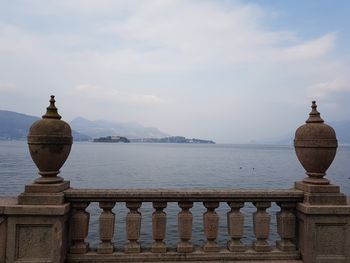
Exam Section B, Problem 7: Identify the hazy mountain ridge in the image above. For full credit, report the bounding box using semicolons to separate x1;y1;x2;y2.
70;117;169;139
257;121;350;145
0;110;39;139
0;110;90;141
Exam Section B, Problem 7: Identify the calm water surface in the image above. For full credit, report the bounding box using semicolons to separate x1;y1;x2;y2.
1;141;349;248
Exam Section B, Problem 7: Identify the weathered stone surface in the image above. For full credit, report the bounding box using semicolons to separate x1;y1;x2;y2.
152;202;167;253
18;192;66;205
70;202;90;254
203;202;219;252
295;181;340;193
66;248;302;262
253;202;271;252
125;202;142;253
5;204;69;263
227;202;245;252
294;101;337;185
27;96;72;185
97;202;115;254
276;202;296;251
296;203;350;263
25;181;70;193
177;201;194;253
64;189;304;202
0;215;7;263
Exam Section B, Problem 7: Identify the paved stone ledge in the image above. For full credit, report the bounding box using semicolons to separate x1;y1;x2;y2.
65;188;304;202
67;248;301;263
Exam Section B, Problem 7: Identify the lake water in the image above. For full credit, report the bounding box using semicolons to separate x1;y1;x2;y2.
1;141;349;249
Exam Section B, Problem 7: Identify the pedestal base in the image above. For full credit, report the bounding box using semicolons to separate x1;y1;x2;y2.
177;241;193;253
295;181;347;205
203;241;220;252
253;240;271;252
125;242;141;253
18;181;70;205
227;240;246;252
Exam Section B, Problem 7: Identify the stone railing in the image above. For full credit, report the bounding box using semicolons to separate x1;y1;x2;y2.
65;189;303;262
0;97;350;263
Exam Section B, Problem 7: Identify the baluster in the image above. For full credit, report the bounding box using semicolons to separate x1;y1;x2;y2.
203;201;220;252
227;202;245;252
276;202;296;251
125;202;142;253
177;201;194;253
151;201;167;253
97;201;116;254
70;202;90;254
253;201;271;252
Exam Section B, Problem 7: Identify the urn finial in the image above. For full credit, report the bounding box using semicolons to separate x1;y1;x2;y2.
42;95;62;119
306;101;324;123
294;101;337;185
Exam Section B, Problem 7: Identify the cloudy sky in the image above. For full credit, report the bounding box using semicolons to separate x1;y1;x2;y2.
0;0;349;143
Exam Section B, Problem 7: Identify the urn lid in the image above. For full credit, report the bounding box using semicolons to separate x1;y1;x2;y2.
42;95;62;119
306;101;324;123
28;95;72;137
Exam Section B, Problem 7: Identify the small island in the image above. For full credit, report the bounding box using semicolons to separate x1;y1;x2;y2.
93;135;215;144
93;136;130;143
129;136;215;144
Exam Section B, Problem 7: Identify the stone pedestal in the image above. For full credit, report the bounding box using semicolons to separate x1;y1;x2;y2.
296;202;350;263
295;182;350;263
3;202;70;263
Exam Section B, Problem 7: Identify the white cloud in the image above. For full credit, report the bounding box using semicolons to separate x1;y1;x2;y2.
278;33;336;61
308;74;350;98
0;0;348;141
72;84;163;106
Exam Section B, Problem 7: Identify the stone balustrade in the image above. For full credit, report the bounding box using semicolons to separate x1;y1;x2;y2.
64;189;303;262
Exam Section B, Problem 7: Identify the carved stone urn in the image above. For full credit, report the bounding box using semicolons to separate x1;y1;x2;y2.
27;95;73;184
294;101;337;185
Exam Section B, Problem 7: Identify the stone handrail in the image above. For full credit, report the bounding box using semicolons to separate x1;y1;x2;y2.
64;188;304;202
64;188;303;262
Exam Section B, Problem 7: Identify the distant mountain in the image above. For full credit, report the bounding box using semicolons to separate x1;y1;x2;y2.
0;110;91;141
257;120;350;145
0;110;39;140
70;117;169;139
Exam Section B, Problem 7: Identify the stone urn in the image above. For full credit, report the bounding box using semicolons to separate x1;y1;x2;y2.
27;95;73;184
294;101;337;185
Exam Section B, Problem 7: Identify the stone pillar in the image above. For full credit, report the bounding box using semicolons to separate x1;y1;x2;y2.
227;201;245;252
70;202;90;254
97;201;116;254
125;202;142;253
177;201;194;253
151;202;167;253
4;96;73;263
294;101;350;263
203;201;220;252
253;201;271;252
276;202;296;251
